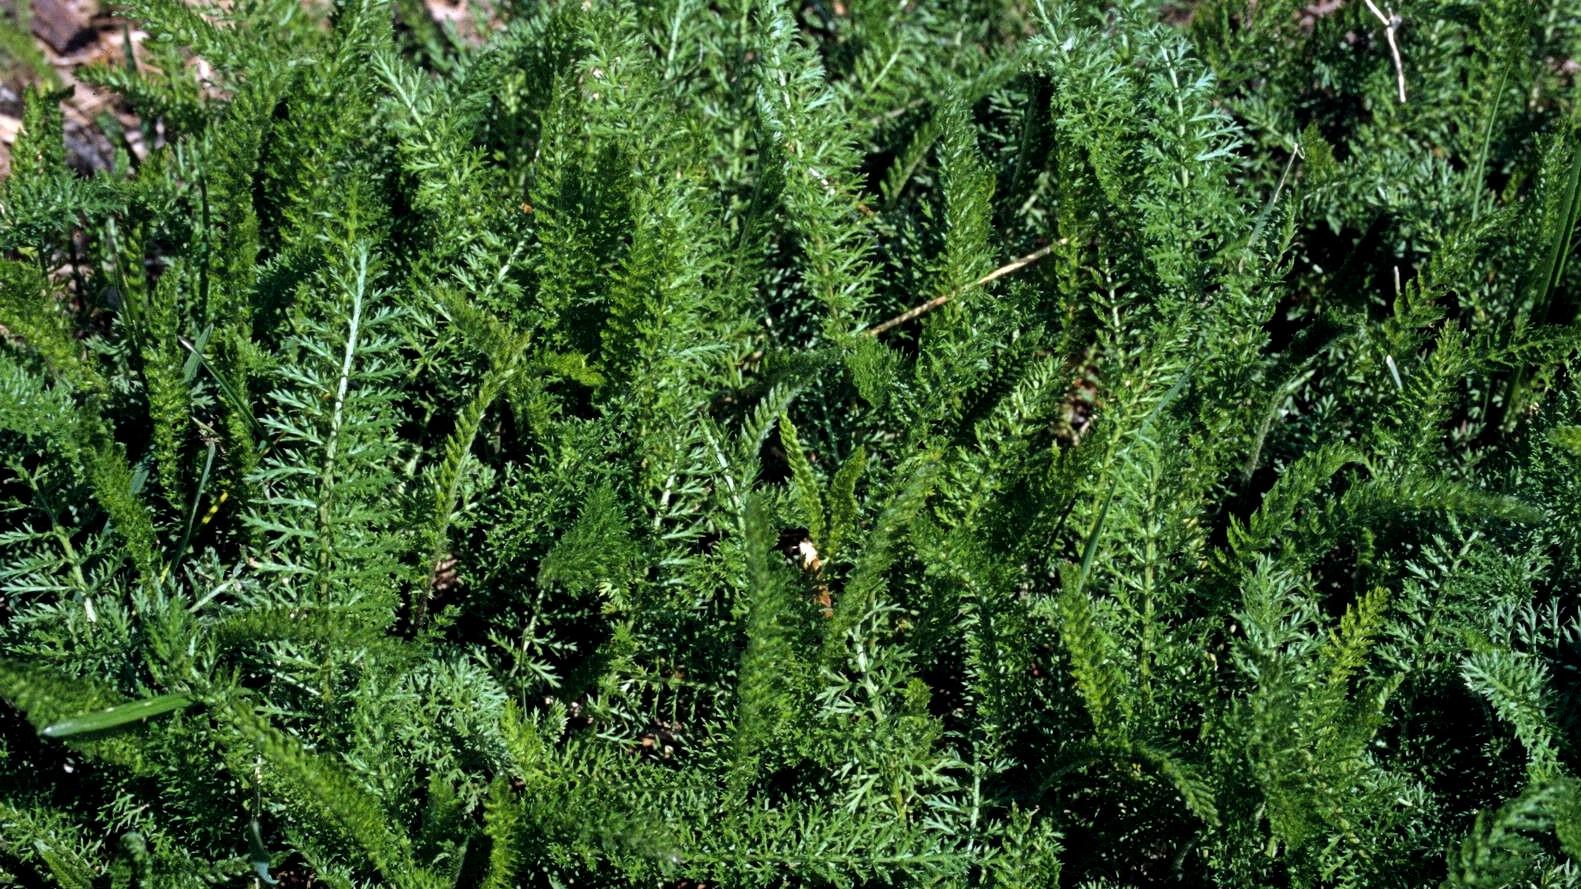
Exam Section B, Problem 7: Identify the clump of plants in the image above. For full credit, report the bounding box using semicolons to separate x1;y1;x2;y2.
2;0;1580;885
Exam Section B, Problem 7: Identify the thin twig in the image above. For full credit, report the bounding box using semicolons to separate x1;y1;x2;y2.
865;241;1061;336
1362;0;1406;103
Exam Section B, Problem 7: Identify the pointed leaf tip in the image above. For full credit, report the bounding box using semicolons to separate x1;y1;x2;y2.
41;693;194;738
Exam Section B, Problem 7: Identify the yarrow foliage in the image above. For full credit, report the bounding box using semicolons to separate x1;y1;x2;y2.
1;0;1580;886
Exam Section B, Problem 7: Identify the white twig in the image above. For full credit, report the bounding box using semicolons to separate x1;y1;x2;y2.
1362;0;1406;103
865;240;1064;336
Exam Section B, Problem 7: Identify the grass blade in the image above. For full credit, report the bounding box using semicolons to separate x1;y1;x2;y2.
42;694;194;738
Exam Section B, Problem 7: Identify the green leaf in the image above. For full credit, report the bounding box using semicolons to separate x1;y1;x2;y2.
778;414;825;545
41;694;194;738
247;816;279;886
825;444;867;563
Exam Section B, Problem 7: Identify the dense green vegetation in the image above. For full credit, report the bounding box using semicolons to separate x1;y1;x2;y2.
2;0;1581;885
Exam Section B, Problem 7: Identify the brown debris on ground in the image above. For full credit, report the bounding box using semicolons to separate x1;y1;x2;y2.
29;0;95;53
1;0;150;177
420;0;493;49
0;0;492;179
